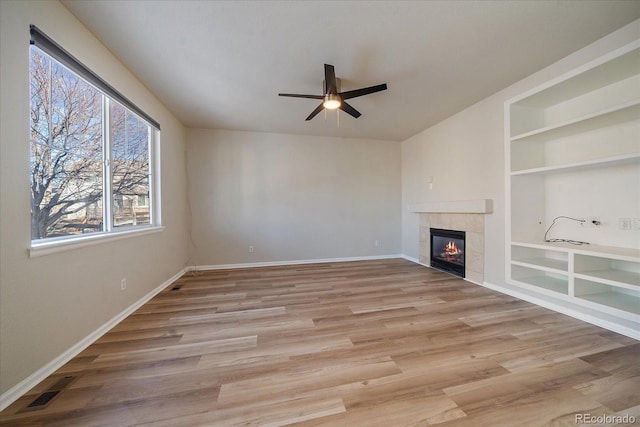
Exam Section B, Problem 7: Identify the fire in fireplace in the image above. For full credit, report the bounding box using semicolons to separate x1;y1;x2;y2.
430;228;465;278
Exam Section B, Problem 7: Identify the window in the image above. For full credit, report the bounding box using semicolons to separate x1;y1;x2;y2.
29;26;160;243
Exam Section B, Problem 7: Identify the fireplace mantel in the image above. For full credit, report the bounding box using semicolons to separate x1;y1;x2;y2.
409;199;492;214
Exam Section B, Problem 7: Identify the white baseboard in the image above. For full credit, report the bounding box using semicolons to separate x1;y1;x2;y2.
187;254;405;271
479;280;640;341
399;254;420;264
0;269;186;412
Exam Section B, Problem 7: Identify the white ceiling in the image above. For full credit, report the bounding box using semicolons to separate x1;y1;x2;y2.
62;1;640;141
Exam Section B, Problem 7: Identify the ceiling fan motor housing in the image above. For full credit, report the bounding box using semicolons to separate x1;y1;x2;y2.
323;78;341;93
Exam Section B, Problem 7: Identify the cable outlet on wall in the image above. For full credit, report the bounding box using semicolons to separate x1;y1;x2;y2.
120;278;127;290
619;218;632;231
249;245;254;253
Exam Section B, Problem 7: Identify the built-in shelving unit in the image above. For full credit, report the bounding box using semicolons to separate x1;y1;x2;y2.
505;40;640;339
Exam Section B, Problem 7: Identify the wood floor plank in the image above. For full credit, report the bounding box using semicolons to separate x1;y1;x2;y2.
216;355;401;408
1;259;637;426
574;375;640;412
295;393;465;427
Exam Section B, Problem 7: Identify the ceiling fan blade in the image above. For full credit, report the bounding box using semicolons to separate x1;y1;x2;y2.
339;101;361;119
340;83;387;100
324;64;337;94
279;93;324;99
305;103;325;121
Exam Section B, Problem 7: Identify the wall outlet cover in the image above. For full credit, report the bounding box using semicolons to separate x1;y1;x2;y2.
619;218;632;230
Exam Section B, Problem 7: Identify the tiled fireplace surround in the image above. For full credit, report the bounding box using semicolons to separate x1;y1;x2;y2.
412;200;492;284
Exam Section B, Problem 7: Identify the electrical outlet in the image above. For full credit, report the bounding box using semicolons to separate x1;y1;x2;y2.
619;218;631;230
581;217;601;227
249;245;254;253
634;218;640;231
120;278;127;290
375;240;379;247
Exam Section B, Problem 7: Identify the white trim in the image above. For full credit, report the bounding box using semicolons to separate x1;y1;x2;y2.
0;268;185;412
151;129;162;227
479;281;640;341
104;97;113;233
187;254;404;271
29;226;165;258
399;254;419;264
463;277;483;286
408;199;493;214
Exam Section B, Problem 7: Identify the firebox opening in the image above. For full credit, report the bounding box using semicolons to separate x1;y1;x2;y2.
430;228;465;278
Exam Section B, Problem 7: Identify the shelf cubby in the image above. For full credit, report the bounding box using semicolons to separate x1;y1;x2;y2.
510;101;640;173
511;265;569;296
510;153;640;176
574;255;640;289
574;278;640;320
510;100;640;143
511;245;568;272
509;45;640;136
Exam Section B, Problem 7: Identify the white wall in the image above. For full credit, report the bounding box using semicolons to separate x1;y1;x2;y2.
187;129;401;265
544;165;640;249
401;20;640;286
0;1;190;396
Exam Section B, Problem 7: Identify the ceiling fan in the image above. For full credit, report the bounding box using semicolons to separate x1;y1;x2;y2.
279;64;387;121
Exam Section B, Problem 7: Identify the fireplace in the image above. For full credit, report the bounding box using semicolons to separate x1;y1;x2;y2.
430;228;465;278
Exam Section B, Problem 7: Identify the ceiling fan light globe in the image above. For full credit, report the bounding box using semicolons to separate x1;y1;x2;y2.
323;99;341;110
323;94;341;109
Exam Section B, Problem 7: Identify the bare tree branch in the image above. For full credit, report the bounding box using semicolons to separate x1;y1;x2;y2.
30;48;150;239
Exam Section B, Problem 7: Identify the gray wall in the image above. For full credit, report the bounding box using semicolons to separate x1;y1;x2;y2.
0;1;190;395
186;129;401;265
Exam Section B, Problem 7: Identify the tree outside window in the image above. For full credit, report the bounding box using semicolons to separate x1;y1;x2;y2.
29;46;153;240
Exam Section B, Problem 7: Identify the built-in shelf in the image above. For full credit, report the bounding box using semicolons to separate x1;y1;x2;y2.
506;40;640;339
575;276;640;321
511;241;640;260
512;259;567;273
511;244;569;272
574;253;640;289
510;100;640;143
510;153;640;176
575;271;639;291
509;42;640;136
512;45;639;108
576;292;640;318
511;276;569;296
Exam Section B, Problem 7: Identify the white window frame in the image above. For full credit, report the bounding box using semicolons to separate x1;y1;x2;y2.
29;27;163;257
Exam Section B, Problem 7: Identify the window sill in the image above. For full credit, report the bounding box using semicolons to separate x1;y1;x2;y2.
29;226;165;258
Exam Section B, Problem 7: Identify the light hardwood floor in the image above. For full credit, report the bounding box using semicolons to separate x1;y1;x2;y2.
1;259;638;426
